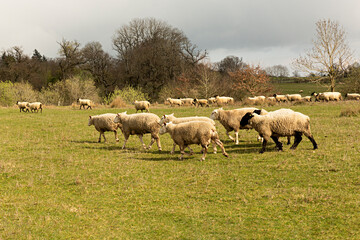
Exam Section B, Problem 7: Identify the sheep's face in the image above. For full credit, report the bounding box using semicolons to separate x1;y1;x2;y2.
88;116;93;126
210;109;219;120
159;122;168;135
114;112;126;124
159;115;169;125
240;112;254;127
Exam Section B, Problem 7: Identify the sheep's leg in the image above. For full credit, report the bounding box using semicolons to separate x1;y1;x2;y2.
179;145;186;160
286;136;291;145
122;135;129;149
102;132;107;143
304;132;318;150
259;138;269;153
212;140;217;154
235;131;239;144
137;135;147;149
271;136;283;151
114;130;119;142
290;132;302;150
170;143;176;154
226;131;235;142
214;139;229;157
98;132;102;142
200;145;208;161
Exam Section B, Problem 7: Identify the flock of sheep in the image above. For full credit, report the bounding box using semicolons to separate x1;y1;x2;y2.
88;106;318;161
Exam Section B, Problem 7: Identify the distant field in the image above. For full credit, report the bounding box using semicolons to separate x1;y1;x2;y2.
273;82;330;95
1;101;360;239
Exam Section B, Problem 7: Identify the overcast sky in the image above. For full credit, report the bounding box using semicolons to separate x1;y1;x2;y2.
2;0;360;72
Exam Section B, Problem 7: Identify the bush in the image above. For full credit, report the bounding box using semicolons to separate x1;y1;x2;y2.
0;81;15;106
109;96;127;108
104;86;149;105
12;82;38;102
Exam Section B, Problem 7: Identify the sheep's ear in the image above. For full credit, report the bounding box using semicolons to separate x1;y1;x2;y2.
89;116;92;119
253;109;261;115
170;113;174;116
124;111;127;114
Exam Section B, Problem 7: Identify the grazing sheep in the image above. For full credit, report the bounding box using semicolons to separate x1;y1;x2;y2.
312;92;342;101
114;112;162;151
273;94;288;102
210;107;266;144
286;94;302;102
88;113;120;143
180;98;194;106
134;100;150;112
193;98;209;107
166;98;182;107
159;121;229;161
16;101;29;112
26;102;42;113
302;96;312;102
345;93;360;100
246;96;266;105
77;98;92;109
240;109;318;153
215;96;234;106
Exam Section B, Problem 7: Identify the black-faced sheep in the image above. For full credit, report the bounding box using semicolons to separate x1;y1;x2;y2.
26;102;42;113
16;101;29;112
134;100;150;112
88;113;121;143
240;109;318;153
311;92;342;101
114;112;162;151
160;121;229;161
210;107;266;144
193;98;209;107
77;98;92;109
273;94;288;102
345;93;360;100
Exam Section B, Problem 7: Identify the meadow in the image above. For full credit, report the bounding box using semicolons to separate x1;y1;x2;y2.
1;100;360;239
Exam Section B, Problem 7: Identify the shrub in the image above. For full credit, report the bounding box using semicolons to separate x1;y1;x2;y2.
109;96;127;108
0;81;15;106
12;82;38;102
104;86;149;105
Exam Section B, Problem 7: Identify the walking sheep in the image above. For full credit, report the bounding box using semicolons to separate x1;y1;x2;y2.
114;112;162;151
166;98;182;107
134;100;150;112
210;107;266;144
160;121;229;161
273;94;288;102
240;109;318;153
311;92;342;101
16;101;29;112
286;94;302;102
26;102;42;113
77;98;92;109
193;98;209;107
215;96;234;106
88;113;121;143
345;93;360;100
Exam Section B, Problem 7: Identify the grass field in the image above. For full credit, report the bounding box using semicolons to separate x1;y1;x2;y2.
1;101;360;239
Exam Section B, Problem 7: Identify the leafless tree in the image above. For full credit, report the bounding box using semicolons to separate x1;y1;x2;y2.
265;65;289;77
293;19;353;91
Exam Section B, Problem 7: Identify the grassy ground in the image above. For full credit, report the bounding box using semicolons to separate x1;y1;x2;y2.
273;82;329;95
1;101;360;239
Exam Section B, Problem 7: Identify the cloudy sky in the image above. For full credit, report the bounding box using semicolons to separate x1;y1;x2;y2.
2;0;360;72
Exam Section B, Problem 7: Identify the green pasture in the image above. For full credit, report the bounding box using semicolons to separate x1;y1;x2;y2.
273;82;329;95
1;101;360;239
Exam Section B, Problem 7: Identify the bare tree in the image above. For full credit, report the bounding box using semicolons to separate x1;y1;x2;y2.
293;19;353;91
216;56;247;73
265;65;289;77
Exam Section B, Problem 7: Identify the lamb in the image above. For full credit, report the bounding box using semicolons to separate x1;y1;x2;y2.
16;101;29;112
114;112;162;151
215;95;234;106
312;92;342;101
193;98;209;107
273;94;288;102
159;121;229;161
286;94;302;102
166;98;182;107
134;100;150;112
88;113;120;143
77;98;92;109
210;107;267;144
26;102;42;113
240;109;318;153
345;93;360;100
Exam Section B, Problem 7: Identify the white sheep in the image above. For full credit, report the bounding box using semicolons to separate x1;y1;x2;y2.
88;113;120;143
286;94;302;102
345;93;360;100
210;107;266;144
159;113;216;154
247;96;266;105
240;109;318;153
312;92;342;101
166;98;182;107
180;98;194;106
215;96;234;106
77;98;92;109
134;100;150;112
159;121;229;161
16;101;30;112
266;96;277;103
26;102;42;113
114;112;162;151
273;94;288;102
208;97;216;104
193;98;209;107
302;96;312;102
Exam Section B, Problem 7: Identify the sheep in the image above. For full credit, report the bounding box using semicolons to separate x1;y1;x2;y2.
246;96;266;105
208;97;217;104
114;112;162;151
193;98;209;107
215;95;234;106
134;100;150;112
166;98;182;107
345;93;360;100
273;94;288;102
77;98;92;109
266;96;277;103
159;113;216;154
302;96;312;102
286;94;302;102
311;92;342;101
180;98;194;106
240;109;318;153
16;101;29;112
159;121;229;161
210;107;267;144
26;102;42;113
88;113;120;143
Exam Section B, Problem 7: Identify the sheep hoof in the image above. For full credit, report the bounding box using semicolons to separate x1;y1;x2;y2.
213;151;217;154
200;157;205;161
170;151;174;155
223;153;229;157
116;139;119;142
259;150;265;154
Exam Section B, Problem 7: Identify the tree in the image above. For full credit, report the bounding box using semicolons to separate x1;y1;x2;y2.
57;39;85;79
293;19;353;91
216;56;247;73
265;65;289;77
